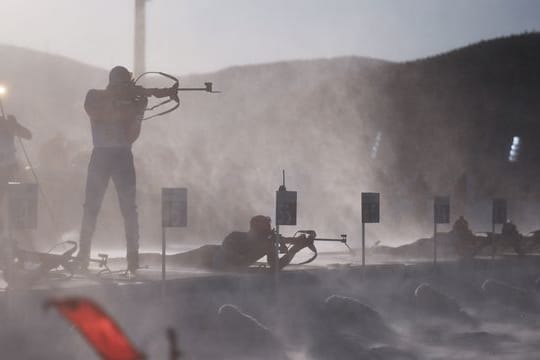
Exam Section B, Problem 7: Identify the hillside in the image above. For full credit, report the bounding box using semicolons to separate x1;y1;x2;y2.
1;33;539;250
380;33;540;197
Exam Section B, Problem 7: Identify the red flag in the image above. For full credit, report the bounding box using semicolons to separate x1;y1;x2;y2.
46;298;144;360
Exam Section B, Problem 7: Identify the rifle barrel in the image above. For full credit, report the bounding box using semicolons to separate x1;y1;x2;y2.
176;87;209;91
315;238;346;243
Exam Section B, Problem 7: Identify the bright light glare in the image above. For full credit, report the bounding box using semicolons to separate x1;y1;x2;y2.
508;135;521;162
0;86;6;96
371;131;382;159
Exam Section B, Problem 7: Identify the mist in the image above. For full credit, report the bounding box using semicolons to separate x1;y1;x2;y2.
2;27;540;359
1;46;390;252
5;34;540;255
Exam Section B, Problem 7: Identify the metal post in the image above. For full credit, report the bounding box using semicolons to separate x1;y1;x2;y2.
274;224;280;277
5;207;14;308
491;222;496;260
1;99;10;287
6;198;13;285
433;222;437;265
274;170;286;280
134;0;146;77
0;98;6;117
161;225;166;296
361;222;366;266
0;96;5;266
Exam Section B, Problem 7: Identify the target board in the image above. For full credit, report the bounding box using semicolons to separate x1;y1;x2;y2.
276;190;297;226
162;188;187;227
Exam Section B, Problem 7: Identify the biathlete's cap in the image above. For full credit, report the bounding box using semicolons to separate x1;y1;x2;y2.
109;66;132;84
250;215;271;230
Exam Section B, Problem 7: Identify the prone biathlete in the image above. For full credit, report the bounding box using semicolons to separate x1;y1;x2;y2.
138;215;313;271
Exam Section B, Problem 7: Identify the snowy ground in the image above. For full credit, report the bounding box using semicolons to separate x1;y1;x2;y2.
2;255;540;359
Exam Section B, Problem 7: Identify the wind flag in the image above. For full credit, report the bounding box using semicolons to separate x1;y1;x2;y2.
46;298;144;360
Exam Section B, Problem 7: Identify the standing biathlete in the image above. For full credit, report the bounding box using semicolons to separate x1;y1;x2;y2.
77;66;173;272
0;115;32;233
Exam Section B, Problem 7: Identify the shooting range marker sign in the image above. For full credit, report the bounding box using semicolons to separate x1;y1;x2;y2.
162;188;187;227
276;190;297;226
434;196;450;224
8;182;38;229
361;192;380;223
492;198;507;225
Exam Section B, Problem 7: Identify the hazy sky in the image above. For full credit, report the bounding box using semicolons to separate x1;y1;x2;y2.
1;0;539;75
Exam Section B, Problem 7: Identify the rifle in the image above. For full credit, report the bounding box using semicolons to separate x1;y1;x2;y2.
4;241;111;286
275;230;353;265
132;71;219;121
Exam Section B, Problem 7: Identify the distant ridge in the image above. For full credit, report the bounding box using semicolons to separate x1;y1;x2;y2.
407;32;540;64
381;32;540;197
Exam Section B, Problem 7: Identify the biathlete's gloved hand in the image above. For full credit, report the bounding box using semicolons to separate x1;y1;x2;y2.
168;83;179;102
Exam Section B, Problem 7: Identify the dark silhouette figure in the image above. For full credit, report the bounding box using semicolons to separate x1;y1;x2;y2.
501;221;524;256
0;114;32;232
159;215;311;270
77;66;172;272
452;216;473;238
451;215;482;258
